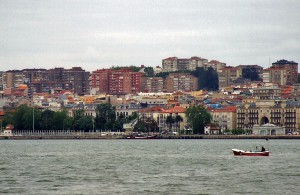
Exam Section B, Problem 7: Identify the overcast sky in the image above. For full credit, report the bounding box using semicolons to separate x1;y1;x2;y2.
1;0;300;72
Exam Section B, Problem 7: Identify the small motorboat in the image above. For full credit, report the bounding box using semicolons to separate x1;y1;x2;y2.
232;149;270;156
126;134;158;139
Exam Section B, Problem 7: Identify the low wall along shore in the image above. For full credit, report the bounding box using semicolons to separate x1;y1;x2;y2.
1;134;300;140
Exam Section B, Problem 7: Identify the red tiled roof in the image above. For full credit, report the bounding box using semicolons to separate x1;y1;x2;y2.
163;106;186;113
139;106;164;113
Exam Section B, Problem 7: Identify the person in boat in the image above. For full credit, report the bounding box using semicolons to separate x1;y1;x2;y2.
261;146;266;152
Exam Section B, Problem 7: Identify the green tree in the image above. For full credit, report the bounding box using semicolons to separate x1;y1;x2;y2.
185;105;212;134
146;119;159;133
40;109;55;130
111;66;141;72
242;67;260;81
95;104;116;130
72;109;85;130
174;115;183;133
166;115;175;132
134;120;146;132
73;116;93;131
231;128;245;135
22;107;41;130
144;67;155;77
155;72;170;79
52;110;72;130
192;67;219;91
12;105;28;130
205;67;219;90
2;109;15;128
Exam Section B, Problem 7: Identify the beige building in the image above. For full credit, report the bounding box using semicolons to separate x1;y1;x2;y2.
263;59;298;85
252;87;281;100
237;99;300;134
189;56;208;70
5;70;23;88
208;106;237;131
162;57;178;72
142;77;164;92
207;60;226;72
218;67;239;88
162;56;223;72
165;73;198;92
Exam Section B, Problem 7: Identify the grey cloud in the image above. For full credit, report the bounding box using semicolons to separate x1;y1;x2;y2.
0;0;300;71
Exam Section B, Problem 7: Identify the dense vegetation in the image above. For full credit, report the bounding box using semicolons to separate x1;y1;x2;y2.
2;104;138;132
192;67;219;91
242;67;260;81
185;105;212;134
110;65;141;72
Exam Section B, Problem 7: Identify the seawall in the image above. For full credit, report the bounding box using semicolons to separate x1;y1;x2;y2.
1;135;300;140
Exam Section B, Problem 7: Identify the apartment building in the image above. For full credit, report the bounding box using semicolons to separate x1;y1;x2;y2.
165;73;198;92
162;57;178;72
141;77;164;92
162;56;219;72
90;68;144;95
263;59;298;85
206;60;226;72
4;70;23;88
272;59;298;85
30;67;89;95
0;71;4;91
252;87;281;100
218;67;239;88
189;56;208;71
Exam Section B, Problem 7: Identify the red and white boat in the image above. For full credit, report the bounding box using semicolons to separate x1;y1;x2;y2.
232;149;270;156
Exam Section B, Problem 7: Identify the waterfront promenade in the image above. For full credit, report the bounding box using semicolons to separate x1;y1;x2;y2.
1;133;300;140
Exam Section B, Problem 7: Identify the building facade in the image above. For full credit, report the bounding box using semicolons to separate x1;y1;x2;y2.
218;67;239;88
209;106;237;131
165;73;198;92
237;99;300;134
263;59;298;85
142;77;164;92
162;56;224;72
89;68;144;95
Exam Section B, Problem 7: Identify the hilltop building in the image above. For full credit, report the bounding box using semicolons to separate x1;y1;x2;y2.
263;59;298;85
90;68;144;95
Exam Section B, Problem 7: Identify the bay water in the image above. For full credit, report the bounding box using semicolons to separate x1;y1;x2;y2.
0;139;299;194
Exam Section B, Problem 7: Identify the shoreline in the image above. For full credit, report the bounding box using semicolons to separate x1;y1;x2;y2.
1;135;300;140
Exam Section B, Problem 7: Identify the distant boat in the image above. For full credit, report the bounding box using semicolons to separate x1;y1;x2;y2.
126;134;158;139
232;149;269;156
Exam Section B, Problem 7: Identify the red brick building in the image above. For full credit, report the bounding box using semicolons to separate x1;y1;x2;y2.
90;68;144;95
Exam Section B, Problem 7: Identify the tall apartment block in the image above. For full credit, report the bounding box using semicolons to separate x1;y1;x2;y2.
206;60;226;72
142;77;164;92
162;57;178;72
162;56;225;72
165;73;198;92
4;70;23;88
0;71;4;91
90;68;144;95
263;59;298;85
218;66;239;88
30;67;89;95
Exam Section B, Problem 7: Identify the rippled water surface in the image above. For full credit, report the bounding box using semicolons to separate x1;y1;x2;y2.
0;139;300;194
